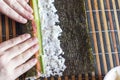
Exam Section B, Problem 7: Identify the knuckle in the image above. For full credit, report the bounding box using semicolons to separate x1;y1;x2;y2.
16;54;28;65
9;0;16;8
19;54;25;62
6;7;12;17
11;45;22;52
9;39;16;45
17;45;23;50
20;65;26;74
19;7;25;14
24;40;32;46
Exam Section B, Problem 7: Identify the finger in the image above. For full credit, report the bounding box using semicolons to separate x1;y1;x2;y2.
17;0;33;13
5;37;38;61
4;0;33;20
0;1;27;23
9;44;39;69
0;34;31;54
14;58;37;79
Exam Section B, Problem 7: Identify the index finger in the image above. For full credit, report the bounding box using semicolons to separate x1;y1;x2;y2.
0;1;27;23
0;34;31;53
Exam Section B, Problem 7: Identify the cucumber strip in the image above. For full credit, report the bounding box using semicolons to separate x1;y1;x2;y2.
32;0;45;73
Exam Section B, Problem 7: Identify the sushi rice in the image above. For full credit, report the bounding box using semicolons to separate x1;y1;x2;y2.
26;0;66;79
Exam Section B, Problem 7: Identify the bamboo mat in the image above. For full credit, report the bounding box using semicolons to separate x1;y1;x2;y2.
85;0;120;80
0;14;16;41
0;0;120;80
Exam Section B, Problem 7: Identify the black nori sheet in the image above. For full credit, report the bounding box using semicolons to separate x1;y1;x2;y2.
19;0;94;78
54;0;94;75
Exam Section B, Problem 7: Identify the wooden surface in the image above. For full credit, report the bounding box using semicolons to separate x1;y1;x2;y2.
0;0;120;80
86;0;120;80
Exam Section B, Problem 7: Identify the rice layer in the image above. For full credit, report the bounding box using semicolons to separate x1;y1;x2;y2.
38;0;66;77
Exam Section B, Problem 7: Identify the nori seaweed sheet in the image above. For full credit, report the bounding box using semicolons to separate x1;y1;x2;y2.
19;0;94;78
54;0;94;75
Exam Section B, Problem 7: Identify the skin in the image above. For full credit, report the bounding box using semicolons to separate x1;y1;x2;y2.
0;34;39;80
0;0;33;24
0;0;39;80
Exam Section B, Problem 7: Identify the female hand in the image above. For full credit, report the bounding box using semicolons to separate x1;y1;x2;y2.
104;66;120;80
0;34;39;80
0;0;33;24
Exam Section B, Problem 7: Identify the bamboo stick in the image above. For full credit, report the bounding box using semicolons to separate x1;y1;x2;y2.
12;20;16;37
94;0;108;74
85;74;89;80
118;0;120;49
78;74;82;80
58;77;61;80
5;16;9;40
106;0;119;65
112;0;120;46
118;0;120;9
99;0;114;68
51;77;54;80
88;0;102;80
92;72;96;80
65;76;68;80
72;75;75;80
0;14;2;42
44;78;48;80
12;21;17;80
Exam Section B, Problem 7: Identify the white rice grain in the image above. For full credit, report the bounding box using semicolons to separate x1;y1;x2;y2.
39;0;66;78
26;0;66;79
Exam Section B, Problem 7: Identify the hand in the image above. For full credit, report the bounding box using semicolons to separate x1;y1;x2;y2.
0;34;39;80
104;66;120;80
0;0;33;24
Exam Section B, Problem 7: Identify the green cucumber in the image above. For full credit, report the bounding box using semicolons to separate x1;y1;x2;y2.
32;0;45;73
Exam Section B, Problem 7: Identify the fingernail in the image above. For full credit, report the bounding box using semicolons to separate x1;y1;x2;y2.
28;15;34;20
24;33;31;38
21;18;27;23
26;5;33;13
